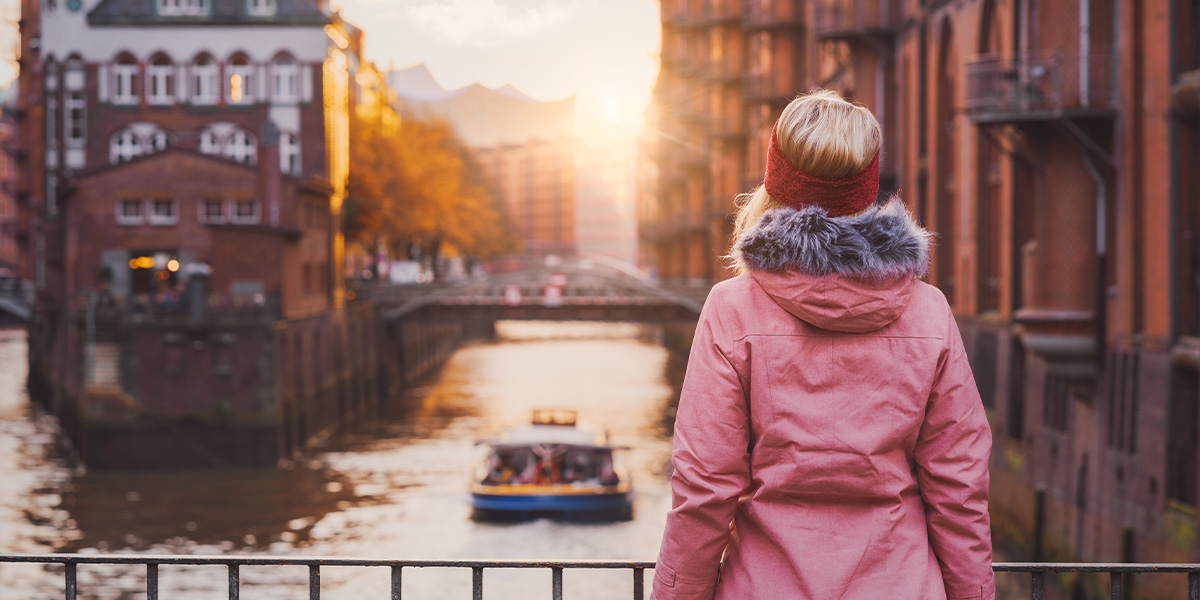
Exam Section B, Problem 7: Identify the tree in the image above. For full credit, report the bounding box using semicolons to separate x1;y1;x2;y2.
346;111;518;276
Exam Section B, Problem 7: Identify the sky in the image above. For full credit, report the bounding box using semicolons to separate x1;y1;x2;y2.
334;0;662;136
0;0;663;134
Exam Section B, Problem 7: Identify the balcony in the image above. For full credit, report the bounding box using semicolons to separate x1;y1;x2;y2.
812;0;904;41
708;113;746;139
966;50;1117;124
702;0;741;25
744;0;803;30
744;72;798;103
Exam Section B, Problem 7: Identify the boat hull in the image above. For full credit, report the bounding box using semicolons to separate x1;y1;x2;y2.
471;490;633;521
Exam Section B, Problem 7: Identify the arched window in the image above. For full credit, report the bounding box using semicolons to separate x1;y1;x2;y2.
191;54;218;104
146;53;175;105
65;56;86;91
280;131;301;174
199;129;220;154
45;57;59;92
112;53;139;105
224;129;257;164
109;123;171;164
271;55;299;102
227;53;255;104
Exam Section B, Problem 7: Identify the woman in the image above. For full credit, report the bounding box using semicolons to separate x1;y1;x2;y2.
652;90;995;600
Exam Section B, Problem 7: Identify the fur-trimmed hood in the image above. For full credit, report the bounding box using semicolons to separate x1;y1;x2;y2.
731;199;934;333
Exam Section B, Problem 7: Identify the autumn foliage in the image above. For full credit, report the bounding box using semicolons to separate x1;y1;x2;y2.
345;112;518;265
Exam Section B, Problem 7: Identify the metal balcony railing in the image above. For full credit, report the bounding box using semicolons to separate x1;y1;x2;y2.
744;72;798;102
3;554;1200;600
812;0;904;39
966;49;1117;122
744;0;803;29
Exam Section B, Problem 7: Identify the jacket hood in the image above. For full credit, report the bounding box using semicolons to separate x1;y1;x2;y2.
731;199;932;333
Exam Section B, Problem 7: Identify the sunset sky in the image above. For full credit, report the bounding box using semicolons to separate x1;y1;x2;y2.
0;0;663;134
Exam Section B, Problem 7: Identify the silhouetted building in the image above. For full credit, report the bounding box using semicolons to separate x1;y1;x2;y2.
390;64;577;255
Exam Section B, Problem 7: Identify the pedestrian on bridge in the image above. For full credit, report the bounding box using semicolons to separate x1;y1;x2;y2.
653;89;995;600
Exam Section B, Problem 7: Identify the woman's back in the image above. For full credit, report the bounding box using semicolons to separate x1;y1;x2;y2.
652;90;994;600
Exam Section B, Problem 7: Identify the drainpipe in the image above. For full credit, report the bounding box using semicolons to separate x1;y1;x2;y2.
1079;0;1090;107
1083;153;1107;363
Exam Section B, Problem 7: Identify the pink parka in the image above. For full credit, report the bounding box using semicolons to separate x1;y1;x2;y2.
653;200;995;600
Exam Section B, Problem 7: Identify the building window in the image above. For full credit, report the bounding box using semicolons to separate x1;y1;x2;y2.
158;0;209;16
64;57;85;91
227;54;254;104
224;129;257;164
1167;366;1199;505
247;0;276;16
191;55;218;104
45;58;59;92
116;199;144;225
109;124;169;164
64;92;86;147
149;199;178;226
113;54;140;105
199;129;220;154
146;54;175;105
1042;374;1070;432
280;131;301;174
232;200;260;224
201;199;226;223
271;55;298;101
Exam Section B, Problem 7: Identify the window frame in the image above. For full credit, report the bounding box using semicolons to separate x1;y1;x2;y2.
271;56;299;102
64;92;86;148
200;199;227;223
146;55;176;105
232;199;261;225
227;55;255;105
191;56;219;105
112;56;140;105
148;198;178;226
115;199;145;226
247;0;277;17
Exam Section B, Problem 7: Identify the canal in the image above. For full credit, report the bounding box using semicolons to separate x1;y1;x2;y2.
0;323;682;599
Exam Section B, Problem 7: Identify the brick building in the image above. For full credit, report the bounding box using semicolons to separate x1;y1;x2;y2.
644;0;1200;592
14;0;384;466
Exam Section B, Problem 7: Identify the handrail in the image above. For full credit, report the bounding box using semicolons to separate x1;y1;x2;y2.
2;554;1200;600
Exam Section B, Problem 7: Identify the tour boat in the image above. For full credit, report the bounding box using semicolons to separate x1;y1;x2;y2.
471;410;633;521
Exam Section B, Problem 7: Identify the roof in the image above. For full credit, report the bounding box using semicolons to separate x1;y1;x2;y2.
495;424;608;448
88;0;329;26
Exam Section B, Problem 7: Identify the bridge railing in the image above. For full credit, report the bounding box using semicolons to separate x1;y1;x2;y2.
2;554;1200;600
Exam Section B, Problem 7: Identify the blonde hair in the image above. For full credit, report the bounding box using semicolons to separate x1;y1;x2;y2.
730;89;882;273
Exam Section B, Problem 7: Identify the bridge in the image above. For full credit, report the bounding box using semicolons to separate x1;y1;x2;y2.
362;255;709;324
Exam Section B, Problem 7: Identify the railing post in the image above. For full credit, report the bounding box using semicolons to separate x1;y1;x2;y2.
309;565;320;600
64;562;76;600
1109;571;1121;600
147;563;159;600
1031;571;1043;600
1190;572;1198;600
551;567;563;600
391;565;402;600
473;566;483;600
633;567;645;600
228;564;240;600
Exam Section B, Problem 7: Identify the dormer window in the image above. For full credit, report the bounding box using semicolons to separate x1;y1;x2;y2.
248;0;276;17
158;0;209;16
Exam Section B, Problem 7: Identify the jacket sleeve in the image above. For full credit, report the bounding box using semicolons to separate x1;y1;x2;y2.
653;297;751;600
914;309;996;600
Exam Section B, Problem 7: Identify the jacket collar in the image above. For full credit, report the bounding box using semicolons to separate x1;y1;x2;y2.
731;198;931;281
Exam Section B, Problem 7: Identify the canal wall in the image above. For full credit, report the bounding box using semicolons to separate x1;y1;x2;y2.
25;300;481;468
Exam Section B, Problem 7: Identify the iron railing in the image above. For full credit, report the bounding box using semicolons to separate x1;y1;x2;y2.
3;555;1200;600
965;49;1117;120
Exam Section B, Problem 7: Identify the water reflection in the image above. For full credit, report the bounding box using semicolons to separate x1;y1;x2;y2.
0;322;683;599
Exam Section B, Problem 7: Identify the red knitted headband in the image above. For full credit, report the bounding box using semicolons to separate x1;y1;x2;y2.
764;125;880;217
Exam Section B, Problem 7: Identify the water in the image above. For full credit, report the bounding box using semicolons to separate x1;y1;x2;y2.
0;323;682;599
